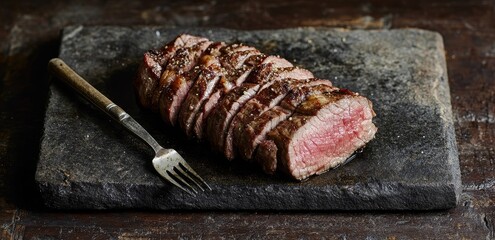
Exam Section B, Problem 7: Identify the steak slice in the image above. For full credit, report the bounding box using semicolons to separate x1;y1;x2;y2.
150;40;212;113
206;56;293;155
159;42;226;126
176;45;258;136
255;88;377;180
235;79;333;161
224;67;314;160
255;139;280;174
219;44;260;70
252;84;341;174
205;84;259;153
177;52;226;136
249;83;335;173
191;48;265;139
243;56;292;84
135;50;165;109
135;34;206;110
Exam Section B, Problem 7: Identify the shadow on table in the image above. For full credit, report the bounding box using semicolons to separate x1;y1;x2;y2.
4;37;61;210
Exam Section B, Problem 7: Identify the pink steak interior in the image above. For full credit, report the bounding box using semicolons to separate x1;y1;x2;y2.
288;98;376;180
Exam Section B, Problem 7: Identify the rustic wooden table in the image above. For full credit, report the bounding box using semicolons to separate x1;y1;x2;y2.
1;1;493;238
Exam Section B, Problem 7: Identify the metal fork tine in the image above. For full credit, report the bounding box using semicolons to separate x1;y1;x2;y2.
179;161;212;191
169;169;198;195
176;165;205;192
161;171;196;196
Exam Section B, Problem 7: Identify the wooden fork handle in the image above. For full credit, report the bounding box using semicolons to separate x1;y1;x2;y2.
47;58;127;121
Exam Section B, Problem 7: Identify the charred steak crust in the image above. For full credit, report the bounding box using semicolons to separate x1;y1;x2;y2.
257;88;377;180
159;42;226;126
228;70;315;160
191;45;264;139
135;50;164;109
136;34;377;180
254;84;338;174
177;50;226;136
221;59;299;159
235;79;333;161
206;56;292;156
151;40;212;114
205;84;259;154
135;34;207;110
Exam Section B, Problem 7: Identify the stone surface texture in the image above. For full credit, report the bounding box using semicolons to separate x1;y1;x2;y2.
35;26;461;210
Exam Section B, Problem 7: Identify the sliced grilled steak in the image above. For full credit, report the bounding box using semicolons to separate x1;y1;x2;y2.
192;48;265;139
206;56;293;155
159;42;226;126
224;67;314;160
235;79;333;161
243;56;292;84
205;84;258;153
256;87;377;180
219;44;260;70
135;51;164;109
177;51;226;136
151;40;212;113
177;45;260;136
251;109;289;173
136;34;377;181
135;34;206;110
250;83;336;173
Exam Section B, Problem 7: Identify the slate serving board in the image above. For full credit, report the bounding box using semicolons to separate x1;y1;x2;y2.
36;26;461;210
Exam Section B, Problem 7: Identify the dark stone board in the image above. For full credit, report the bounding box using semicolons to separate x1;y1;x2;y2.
36;26;461;210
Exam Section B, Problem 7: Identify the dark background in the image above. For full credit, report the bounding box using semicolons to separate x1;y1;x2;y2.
0;0;493;238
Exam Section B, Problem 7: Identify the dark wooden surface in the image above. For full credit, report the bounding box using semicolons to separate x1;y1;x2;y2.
0;0;493;238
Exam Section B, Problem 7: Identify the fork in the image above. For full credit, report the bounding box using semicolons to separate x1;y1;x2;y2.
48;58;211;196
